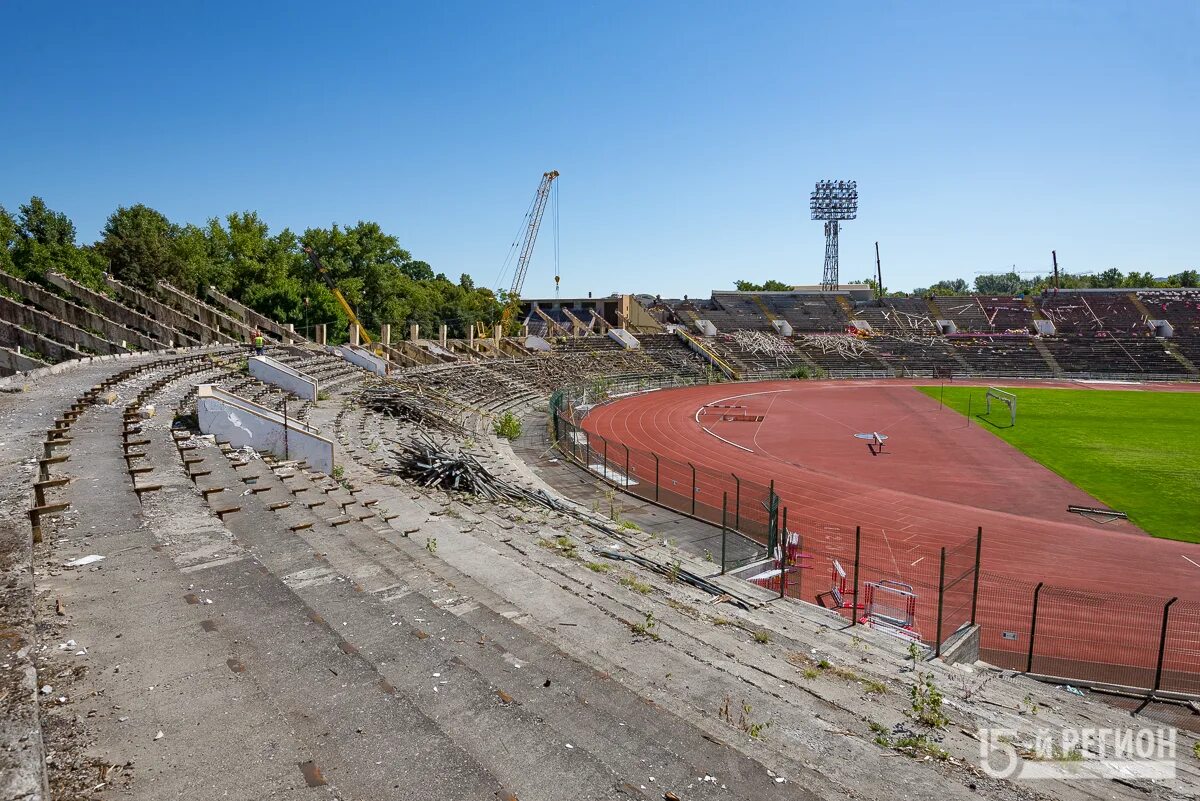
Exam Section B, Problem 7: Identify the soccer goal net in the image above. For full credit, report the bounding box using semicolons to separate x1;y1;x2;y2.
985;387;1016;427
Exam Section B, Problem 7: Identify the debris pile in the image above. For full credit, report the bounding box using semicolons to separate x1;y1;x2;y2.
395;434;567;511
359;386;463;433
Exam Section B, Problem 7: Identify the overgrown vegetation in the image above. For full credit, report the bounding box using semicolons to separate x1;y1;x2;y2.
536;535;578;560
871;671;949;760
0;195;508;344
619;575;653;595
719;697;771;739
785;364;826;380
493;411;522;440
630;611;660;640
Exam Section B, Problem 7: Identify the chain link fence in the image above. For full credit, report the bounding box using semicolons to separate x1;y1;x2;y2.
549;377;1198;697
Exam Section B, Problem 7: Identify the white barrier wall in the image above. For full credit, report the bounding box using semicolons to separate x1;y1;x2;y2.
196;385;335;474
524;335;551;352
335;344;388;375
607;328;641;349
248;355;318;401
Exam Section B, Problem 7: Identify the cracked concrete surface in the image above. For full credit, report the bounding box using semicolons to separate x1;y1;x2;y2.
3;350;1198;801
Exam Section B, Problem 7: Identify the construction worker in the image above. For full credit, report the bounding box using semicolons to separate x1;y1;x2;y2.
253;330;265;356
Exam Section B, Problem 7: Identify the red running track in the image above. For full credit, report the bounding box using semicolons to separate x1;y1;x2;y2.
581;380;1200;601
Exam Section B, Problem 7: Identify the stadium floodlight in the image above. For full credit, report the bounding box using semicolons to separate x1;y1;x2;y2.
810;180;858;291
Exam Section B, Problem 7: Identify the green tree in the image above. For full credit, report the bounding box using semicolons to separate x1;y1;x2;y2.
1090;267;1124;288
927;278;970;295
1166;270;1199;288
7;197;105;290
974;272;1033;296
97;204;181;289
0;205;16;274
734;279;792;291
17;197;76;247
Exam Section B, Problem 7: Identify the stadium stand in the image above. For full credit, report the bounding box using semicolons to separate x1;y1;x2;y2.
948;335;1054;376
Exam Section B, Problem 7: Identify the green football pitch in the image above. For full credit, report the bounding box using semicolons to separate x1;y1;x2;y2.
916;385;1200;543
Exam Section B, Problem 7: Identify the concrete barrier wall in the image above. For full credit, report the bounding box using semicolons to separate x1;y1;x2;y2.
196;384;334;474
0;269;160;351
0;295;127;355
0;319;85;363
335;344;388;375
0;342;230;387
157;281;253;340
102;275;231;344
248;355;318;400
607;328;641;349
43;272;189;346
205;286;301;342
0;345;49;375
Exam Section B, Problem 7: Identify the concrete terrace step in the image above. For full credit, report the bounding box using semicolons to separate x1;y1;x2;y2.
180;426;805;799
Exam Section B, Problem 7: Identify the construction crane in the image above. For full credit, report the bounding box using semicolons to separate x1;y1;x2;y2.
480;170;559;338
303;246;372;346
509;170;559;298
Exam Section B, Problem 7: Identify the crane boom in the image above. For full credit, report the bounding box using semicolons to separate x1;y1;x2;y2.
303;246;373;345
509;170;559;298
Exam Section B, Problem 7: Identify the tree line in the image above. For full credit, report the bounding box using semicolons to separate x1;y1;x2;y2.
736;268;1199;298
0;196;505;342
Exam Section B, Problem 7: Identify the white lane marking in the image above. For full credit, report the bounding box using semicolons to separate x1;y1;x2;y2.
694;388;790;453
910;557;925;567
1183;555;1200;570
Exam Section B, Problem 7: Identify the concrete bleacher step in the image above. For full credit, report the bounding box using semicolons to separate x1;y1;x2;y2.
178;433;788;799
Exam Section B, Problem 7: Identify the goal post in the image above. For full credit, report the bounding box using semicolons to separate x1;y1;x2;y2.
984;387;1016;427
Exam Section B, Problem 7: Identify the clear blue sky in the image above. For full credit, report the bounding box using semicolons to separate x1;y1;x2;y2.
2;1;1196;297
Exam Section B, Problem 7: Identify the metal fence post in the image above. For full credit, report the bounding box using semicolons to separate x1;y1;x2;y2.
796;531;803;600
732;473;741;529
688;462;696;515
1152;597;1179;694
934;547;947;656
652;452;660;502
602;437;609;478
779;507;788;600
851;525;861;626
623;444;630;489
970;526;983;625
720;491;728;575
1026;582;1045;673
767;480;777;553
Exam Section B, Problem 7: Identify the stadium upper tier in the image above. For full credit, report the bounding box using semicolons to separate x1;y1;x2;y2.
3;269;1199;382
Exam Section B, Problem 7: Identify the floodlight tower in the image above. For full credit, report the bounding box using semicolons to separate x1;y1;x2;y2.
810;180;858;291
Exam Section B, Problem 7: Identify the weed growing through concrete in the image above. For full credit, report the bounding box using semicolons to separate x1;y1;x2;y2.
619;575;653;595
630;612;660;641
907;672;948;730
493;412;522;440
719;698;771;740
585;561;610;573
537;535;578;559
872;671;948;760
752;630;770;645
425;537;438;554
665;598;698;619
